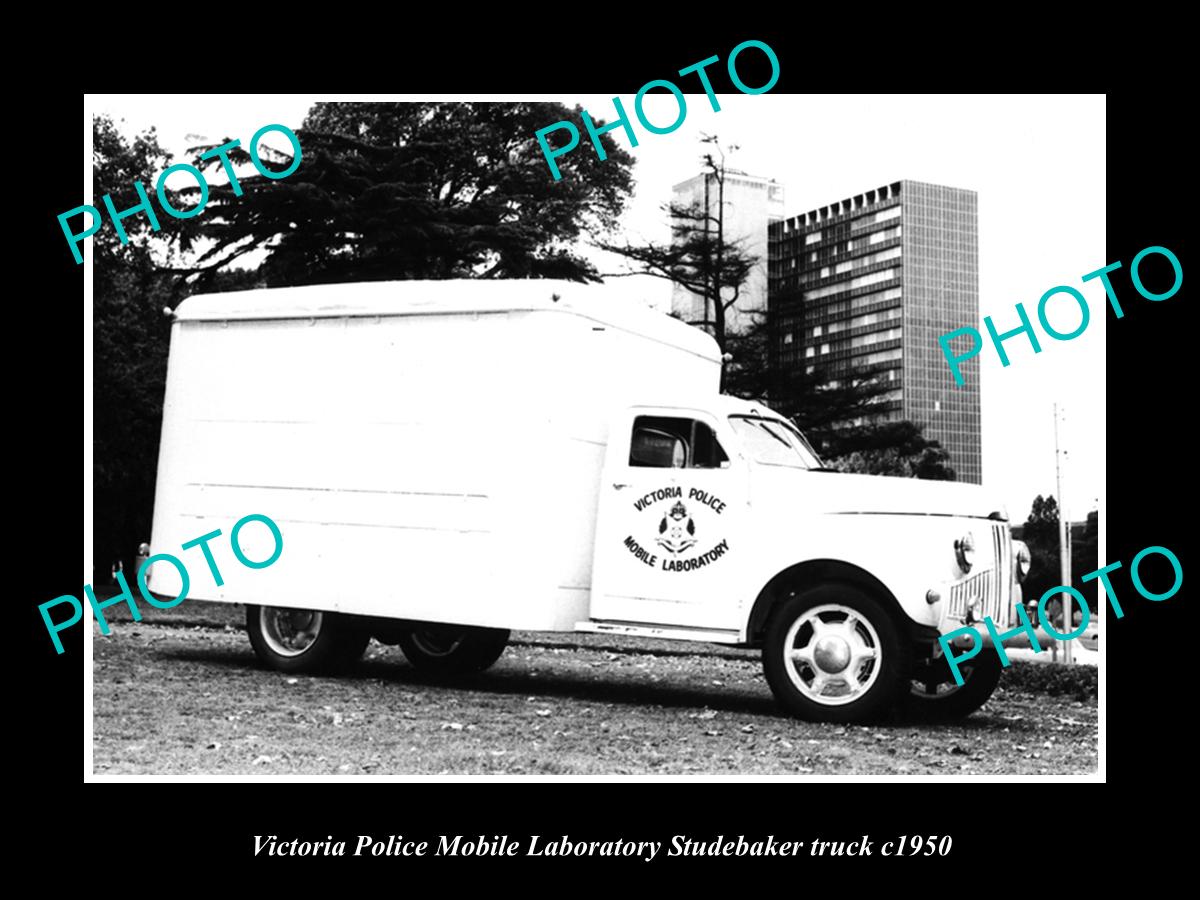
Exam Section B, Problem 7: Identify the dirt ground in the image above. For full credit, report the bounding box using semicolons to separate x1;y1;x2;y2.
91;602;1098;776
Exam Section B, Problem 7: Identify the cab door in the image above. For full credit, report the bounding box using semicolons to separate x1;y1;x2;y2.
589;407;749;632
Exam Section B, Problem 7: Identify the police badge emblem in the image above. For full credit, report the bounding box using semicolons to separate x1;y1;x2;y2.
656;500;697;555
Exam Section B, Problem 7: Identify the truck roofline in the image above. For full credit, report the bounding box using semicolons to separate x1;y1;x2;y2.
171;279;722;364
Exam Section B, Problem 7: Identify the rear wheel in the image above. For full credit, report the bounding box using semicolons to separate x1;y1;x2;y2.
245;605;369;674
905;649;1003;720
763;584;909;723
398;624;509;678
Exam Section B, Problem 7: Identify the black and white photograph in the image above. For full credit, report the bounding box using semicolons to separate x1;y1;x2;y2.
76;89;1117;779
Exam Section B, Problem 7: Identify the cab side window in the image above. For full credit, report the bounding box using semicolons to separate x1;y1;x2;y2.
629;416;729;468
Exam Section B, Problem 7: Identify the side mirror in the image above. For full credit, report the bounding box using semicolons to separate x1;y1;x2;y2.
630;427;687;468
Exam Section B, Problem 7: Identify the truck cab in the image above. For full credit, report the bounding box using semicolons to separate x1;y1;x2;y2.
582;397;1024;721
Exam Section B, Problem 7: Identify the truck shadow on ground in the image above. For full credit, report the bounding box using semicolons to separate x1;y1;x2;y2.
157;644;779;716
158;644;1015;730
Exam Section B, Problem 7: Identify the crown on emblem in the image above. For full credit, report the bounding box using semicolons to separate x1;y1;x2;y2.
669;501;688;518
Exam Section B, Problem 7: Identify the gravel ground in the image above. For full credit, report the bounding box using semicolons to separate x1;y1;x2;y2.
90;601;1098;776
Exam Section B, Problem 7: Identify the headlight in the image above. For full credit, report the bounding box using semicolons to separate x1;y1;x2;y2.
1013;539;1032;582
954;533;976;573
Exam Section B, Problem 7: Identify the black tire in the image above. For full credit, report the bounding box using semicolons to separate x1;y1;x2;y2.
398;623;509;678
762;584;910;723
245;604;370;674
904;649;1003;721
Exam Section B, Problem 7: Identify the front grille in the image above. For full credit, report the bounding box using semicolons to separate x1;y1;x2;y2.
992;521;1013;628
947;523;1013;626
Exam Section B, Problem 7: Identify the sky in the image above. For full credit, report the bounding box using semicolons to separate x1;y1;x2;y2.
89;94;1106;523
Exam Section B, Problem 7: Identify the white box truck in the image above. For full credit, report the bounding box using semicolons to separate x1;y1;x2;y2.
147;279;1028;722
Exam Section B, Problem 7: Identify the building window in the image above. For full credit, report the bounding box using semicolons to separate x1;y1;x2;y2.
869;225;902;245
805;346;814;358
813;325;823;337
805;231;822;245
820;266;831;278
850;205;902;232
783;332;794;345
862;348;902;365
848;327;901;349
849;287;902;312
824;313;893;337
804;268;898;301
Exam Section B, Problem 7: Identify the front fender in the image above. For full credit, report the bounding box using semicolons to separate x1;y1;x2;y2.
741;512;1009;642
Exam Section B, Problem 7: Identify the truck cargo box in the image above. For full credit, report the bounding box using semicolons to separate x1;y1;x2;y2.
148;279;721;632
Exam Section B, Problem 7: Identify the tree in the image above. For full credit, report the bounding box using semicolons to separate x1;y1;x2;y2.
1023;494;1061;544
174;102;636;288
724;310;887;425
722;311;955;479
92;115;177;578
1020;494;1062;607
823;422;956;480
1070;511;1099;602
596;136;757;358
1019;498;1100;622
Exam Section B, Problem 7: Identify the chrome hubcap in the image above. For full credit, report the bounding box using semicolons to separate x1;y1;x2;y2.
814;636;851;672
260;607;324;658
784;604;882;706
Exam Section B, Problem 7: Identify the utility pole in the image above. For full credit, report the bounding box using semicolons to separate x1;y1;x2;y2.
1054;403;1073;665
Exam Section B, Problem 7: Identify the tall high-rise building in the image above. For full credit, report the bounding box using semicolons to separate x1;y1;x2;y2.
671;170;785;334
768;180;982;484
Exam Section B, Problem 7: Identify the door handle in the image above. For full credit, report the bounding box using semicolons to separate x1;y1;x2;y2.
612;483;632;490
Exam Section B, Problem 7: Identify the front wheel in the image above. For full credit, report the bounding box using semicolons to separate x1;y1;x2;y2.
904;649;1003;721
245;605;370;674
762;585;909;723
398;624;509;678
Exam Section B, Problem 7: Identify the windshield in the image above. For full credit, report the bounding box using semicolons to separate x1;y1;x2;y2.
728;415;824;470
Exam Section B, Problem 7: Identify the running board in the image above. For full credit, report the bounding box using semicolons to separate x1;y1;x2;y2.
576;619;743;644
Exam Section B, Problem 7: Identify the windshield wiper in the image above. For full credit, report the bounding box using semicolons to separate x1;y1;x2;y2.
756;421;795;450
758;421;828;469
